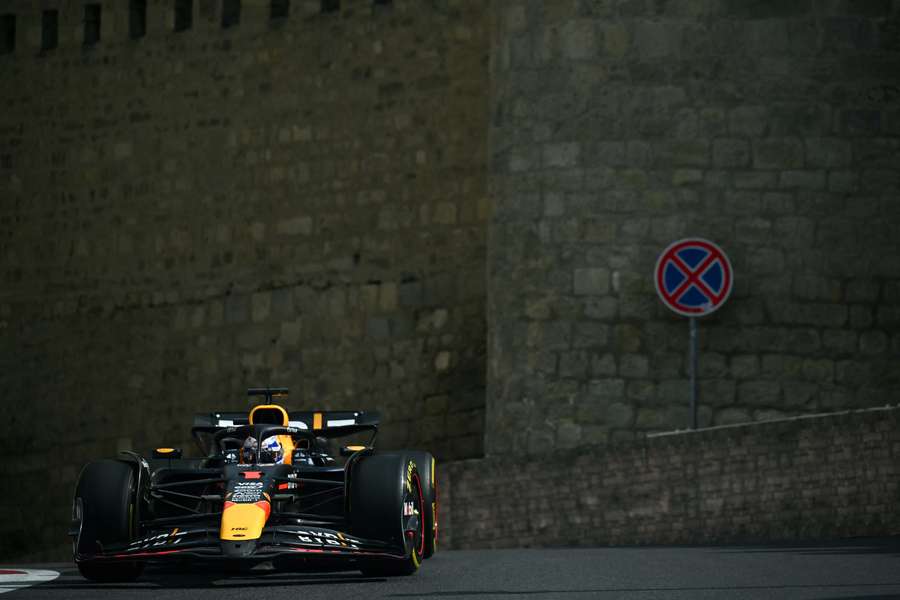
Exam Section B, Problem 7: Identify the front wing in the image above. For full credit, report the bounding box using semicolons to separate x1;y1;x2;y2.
78;525;406;563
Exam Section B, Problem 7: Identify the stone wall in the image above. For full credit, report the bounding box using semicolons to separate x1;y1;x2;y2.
3;0;900;563
0;0;489;560
440;406;900;549
487;0;900;455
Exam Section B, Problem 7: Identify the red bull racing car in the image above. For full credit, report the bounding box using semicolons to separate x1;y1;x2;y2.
69;388;437;581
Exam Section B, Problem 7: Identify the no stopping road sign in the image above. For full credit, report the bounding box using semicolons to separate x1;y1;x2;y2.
654;238;733;317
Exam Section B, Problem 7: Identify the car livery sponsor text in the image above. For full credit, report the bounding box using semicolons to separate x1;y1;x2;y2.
295;529;362;550
232;481;264;503
128;529;188;550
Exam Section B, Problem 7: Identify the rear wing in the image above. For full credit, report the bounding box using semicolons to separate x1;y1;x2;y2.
191;409;379;458
192;410;380;436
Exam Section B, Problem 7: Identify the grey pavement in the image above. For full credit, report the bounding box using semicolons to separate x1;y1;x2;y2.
3;538;900;600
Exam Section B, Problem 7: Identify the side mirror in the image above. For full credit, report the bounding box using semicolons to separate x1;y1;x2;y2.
340;445;369;457
153;447;183;459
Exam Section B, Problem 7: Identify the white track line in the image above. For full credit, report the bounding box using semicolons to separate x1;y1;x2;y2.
0;569;60;594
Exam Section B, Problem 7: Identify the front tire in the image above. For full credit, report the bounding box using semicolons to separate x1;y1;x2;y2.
350;453;425;576
73;459;144;582
407;451;437;558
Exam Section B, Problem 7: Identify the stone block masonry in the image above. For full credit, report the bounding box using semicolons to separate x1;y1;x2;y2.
2;0;900;563
487;0;900;455
439;407;900;549
0;0;489;561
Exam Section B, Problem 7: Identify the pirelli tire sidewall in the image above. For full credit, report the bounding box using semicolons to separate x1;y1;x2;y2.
406;450;437;558
73;459;144;582
349;452;424;575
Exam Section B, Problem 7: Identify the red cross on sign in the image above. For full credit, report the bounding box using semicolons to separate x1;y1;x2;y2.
654;238;733;317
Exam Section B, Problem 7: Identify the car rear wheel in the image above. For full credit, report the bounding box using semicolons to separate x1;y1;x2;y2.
350;452;425;576
73;459;144;582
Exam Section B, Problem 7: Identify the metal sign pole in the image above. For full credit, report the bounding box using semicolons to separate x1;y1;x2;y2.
689;317;698;429
654;239;733;431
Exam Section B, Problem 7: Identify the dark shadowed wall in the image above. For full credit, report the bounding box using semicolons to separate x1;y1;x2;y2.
0;0;488;560
1;0;898;562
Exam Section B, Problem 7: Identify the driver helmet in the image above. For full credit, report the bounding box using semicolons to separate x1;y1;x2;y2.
260;436;284;464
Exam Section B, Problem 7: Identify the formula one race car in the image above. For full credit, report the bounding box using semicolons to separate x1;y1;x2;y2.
69;388;437;582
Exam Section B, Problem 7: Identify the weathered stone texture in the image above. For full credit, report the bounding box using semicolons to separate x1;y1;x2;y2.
0;0;488;560
440;407;900;549
2;0;899;563
487;0;900;455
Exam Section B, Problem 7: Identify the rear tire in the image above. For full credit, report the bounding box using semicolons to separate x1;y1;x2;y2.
73;459;144;582
350;452;425;577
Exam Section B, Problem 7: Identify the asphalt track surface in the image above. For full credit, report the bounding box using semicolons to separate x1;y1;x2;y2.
4;538;900;600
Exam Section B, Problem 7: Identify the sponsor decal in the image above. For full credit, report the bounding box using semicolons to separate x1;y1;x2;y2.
294;529;363;550
406;460;416;493
232;481;264;503
278;472;299;490
128;529;188;550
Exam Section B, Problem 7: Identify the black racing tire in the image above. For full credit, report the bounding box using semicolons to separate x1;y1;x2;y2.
73;459;144;582
406;451;437;558
350;452;425;577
